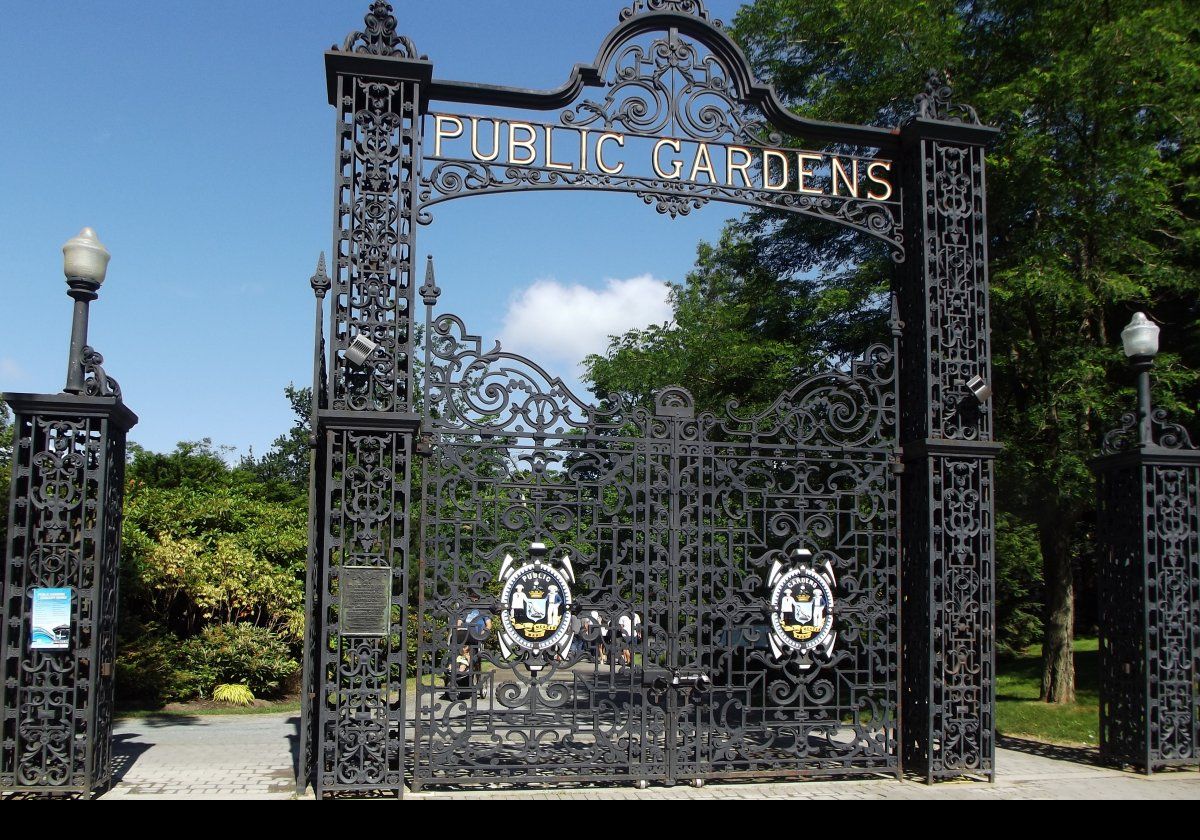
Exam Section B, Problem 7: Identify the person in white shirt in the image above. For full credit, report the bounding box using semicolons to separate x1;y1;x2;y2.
617;613;642;665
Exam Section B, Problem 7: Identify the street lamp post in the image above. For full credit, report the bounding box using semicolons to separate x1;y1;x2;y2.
1120;311;1160;447
1092;312;1200;773
61;227;111;395
1;230;137;797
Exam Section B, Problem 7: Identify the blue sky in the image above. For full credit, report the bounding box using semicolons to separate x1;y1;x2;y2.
0;1;748;458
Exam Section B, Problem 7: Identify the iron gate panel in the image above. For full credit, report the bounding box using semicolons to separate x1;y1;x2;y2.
1;397;131;794
305;0;1001;795
412;304;900;788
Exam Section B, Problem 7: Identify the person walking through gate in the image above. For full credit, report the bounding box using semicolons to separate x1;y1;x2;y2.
617;612;642;666
447;607;492;699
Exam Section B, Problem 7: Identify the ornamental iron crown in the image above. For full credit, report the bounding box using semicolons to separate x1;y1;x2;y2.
338;1;423;59
621;0;717;24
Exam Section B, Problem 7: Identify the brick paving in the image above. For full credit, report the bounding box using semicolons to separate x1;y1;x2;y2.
89;712;1199;800
100;713;300;800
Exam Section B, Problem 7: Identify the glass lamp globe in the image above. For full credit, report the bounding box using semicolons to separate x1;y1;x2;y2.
62;227;111;285
1120;312;1160;358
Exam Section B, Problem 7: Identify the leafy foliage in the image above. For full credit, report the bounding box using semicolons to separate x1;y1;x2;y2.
114;621;195;706
995;514;1044;654
238;384;313;505
586;0;1200;689
0;402;11;538
116;389;312;707
585;230;887;416
181;623;298;699
213;683;256;707
122;442;307;642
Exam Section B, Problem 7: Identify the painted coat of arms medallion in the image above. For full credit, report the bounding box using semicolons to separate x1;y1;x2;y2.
498;544;575;657
767;549;837;666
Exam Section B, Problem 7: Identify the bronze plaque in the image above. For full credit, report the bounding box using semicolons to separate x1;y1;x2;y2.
340;566;391;636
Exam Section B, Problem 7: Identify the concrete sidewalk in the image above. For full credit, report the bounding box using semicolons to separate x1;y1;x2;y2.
94;712;1199;800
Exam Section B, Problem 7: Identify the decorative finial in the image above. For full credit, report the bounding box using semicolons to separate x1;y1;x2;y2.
913;69;981;125
620;0;717;25
81;346;121;399
339;1;423;59
310;252;331;299
888;293;904;337
419;255;441;306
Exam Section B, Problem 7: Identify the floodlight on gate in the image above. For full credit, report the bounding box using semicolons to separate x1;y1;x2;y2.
967;374;992;404
345;333;378;366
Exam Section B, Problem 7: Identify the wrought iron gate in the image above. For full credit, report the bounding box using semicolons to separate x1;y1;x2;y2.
412;293;901;788
301;0;1001;797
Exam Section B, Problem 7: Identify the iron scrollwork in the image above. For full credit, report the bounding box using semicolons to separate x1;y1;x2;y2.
562;28;770;143
416;17;904;256
328;72;418;414
1;405;130;794
1103;408;1197;454
305;0;423;798
305;0;1009;794
902;139;992;443
913;70;981;126
413;282;901;786
339;0;423;59
1094;401;1200;771
620;0;716;23
897;102;997;781
80;346;120;399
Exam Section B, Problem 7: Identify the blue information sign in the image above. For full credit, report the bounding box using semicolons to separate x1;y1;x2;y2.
30;588;72;650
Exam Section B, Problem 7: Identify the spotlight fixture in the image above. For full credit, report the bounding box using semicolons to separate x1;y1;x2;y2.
345;333;378;366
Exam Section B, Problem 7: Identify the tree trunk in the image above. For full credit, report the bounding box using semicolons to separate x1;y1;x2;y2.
1040;520;1076;703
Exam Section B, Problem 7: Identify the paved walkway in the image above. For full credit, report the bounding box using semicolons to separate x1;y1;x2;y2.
93;712;1198;800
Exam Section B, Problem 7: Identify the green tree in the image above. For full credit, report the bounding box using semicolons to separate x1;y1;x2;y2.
588;0;1200;701
117;436;308;705
733;0;1200;703
122;450;307;640
127;438;234;491
585;226;887;414
0;402;11;538
239;384;312;503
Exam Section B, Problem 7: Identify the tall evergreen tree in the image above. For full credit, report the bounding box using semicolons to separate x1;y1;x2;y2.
0;402;12;538
587;0;1199;701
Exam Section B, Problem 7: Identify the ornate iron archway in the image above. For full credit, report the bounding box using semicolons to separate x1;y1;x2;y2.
299;0;999;796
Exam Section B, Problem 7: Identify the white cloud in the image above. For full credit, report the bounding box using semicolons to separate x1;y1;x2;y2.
499;275;673;373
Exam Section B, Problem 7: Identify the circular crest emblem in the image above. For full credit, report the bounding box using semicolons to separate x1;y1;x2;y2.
769;566;835;654
500;563;573;653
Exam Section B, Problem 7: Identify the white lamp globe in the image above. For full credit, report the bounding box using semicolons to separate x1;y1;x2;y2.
62;227;111;285
1120;312;1160;358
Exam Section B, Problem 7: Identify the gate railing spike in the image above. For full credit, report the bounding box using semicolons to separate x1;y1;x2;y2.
420;254;441;306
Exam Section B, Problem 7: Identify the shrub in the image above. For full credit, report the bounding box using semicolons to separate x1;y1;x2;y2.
115;625;181;706
213;683;256;706
121;480;307;642
181;623;299;698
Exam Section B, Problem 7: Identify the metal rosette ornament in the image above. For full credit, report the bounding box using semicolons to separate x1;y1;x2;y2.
767;548;837;669
498;543;575;660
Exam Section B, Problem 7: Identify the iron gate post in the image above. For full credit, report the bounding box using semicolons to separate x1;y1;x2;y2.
897;75;1001;783
1092;363;1200;773
298;1;429;799
1;246;136;796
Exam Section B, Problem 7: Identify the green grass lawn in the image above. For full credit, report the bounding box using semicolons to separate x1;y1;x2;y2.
116;698;302;719
117;642;1103;748
996;637;1099;746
